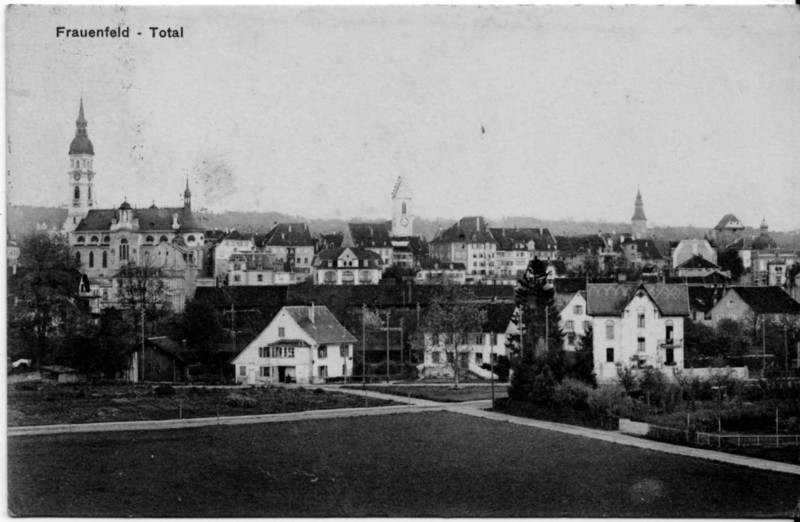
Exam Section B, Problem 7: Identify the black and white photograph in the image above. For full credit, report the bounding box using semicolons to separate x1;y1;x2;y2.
5;3;800;517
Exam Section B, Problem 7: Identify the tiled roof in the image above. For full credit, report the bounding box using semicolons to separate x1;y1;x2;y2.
621;237;664;260
431;216;495;244
147;336;187;361
483;302;516;333
490;227;556;251
229;252;281;270
263;223;315;247
348;223;392;248
587;283;690;316
751;233;778;250
554;278;588;295
75;207;204;232
391;236;429;257
555;235;608;255
724;236;754;251
665;272;732;285
316;247;383;264
676;255;720;270
283;306;358;344
728;287;800;315
687;286;726;313
318;233;344;250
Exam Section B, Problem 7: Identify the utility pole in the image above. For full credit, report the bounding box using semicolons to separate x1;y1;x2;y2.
141;307;146;383
362;304;367;387
762;315;767;377
400;318;405;367
385;310;391;382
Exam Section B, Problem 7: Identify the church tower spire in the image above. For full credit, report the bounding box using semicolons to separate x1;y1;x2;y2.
631;188;647;239
64;97;96;233
391;176;414;237
183;176;192;210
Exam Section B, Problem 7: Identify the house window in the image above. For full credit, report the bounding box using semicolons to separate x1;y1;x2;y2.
160;235;168;243
77;236;85;243
490;332;498;345
259;347;269;358
233;275;241;283
432;333;440;345
432;351;440;363
87;251;94;268
260;367;270;377
239;366;246;376
119;239;129;261
102;251;108;268
574;305;583;315
638;314;645;328
285;347;295;358
637;337;645;352
475;353;483;365
605;321;614;340
318;346;327;359
606;348;614;363
74;186;80;200
103;235;110;243
583;320;592;332
90;236;98;243
565;320;574;332
318;366;328;378
473;333;483;344
324;271;337;284
257;274;263;282
340;345;349;358
278;327;285;337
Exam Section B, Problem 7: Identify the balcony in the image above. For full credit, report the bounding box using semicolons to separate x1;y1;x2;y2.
658;339;683;349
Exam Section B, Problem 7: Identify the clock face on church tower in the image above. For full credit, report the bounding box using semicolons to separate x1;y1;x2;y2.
73;172;81;181
401;218;409;227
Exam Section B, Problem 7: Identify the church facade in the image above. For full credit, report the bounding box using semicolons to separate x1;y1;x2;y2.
65;100;205;314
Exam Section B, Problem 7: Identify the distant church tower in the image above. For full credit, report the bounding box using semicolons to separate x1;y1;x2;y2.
183;177;192;210
63;98;96;233
391;176;414;237
631;189;647;239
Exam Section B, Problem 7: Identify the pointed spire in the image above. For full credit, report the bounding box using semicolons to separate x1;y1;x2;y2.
70;96;94;155
631;189;646;221
77;97;87;126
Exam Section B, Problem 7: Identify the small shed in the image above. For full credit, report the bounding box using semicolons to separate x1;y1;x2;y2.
128;337;189;383
41;365;87;384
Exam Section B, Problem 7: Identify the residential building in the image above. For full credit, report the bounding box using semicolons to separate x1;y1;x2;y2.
259;222;316;281
212;230;255;280
414;259;467;285
619;235;668;270
750;249;799;287
674;255;727;279
346;223;394;269
429;216;496;281
227;251;296;286
232;305;357;385
558;291;592;352
420;302;514;378
491;227;557;281
313;247;383;285
672;239;716;269
708;286;800;328
587;283;690;383
710;213;745;247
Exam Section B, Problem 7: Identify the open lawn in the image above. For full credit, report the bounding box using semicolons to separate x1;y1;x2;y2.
7;383;394;426
347;384;507;402
8;411;799;517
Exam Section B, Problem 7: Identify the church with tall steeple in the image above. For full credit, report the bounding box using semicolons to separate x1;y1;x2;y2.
391;176;414;237
63;98;97;233
631;189;647;239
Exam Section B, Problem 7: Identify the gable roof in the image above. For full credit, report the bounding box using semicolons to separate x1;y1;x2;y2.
431;216;495;244
587;283;690;316
75;207;204;233
714;214;745;231
318;233;344;250
283;306;358;344
687;286;726;314
727;287;800;315
315;247;383;264
262;223;315;247
348;223;392;248
483;303;517;333
490;227;556;252
676;255;720;270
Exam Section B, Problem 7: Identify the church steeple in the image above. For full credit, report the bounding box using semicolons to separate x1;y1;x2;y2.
183;176;192;210
631;188;647;239
64;97;96;233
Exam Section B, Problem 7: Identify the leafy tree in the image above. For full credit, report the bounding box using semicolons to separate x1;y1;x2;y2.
581;254;601;280
10;233;81;368
115;258;168;328
422;285;487;388
567;324;596;386
506;257;555;360
59;308;134;380
177;300;226;358
684;320;721;363
717;250;745;281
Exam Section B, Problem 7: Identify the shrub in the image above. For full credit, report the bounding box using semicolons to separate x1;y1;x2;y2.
14;381;40;391
153;385;175;397
587;386;620;415
223;393;257;408
552;378;591;410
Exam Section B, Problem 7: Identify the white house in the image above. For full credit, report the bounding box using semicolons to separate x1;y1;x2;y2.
587;283;690;384
558;291;591;352
313;247;383;285
420;303;514;379
232;305;357;385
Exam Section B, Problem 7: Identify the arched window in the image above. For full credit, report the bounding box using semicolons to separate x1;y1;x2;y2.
119;239;129;261
90;236;98;243
88;186;92;201
402;202;407;215
324;271;337;284
160;235;168;243
102;251;108;268
187;235;195;243
605;320;615;340
75;252;81;264
77;236;85;243
74;186;80;200
146;236;154;243
89;251;94;268
103;236;110;243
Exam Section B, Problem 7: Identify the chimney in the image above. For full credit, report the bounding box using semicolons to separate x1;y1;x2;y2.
309;302;315;323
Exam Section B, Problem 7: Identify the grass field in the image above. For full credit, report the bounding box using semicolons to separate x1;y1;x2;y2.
8;411;799;517
7;383;394;426
347;384;507;402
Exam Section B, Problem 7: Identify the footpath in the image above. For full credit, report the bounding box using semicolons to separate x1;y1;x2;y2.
8;386;800;477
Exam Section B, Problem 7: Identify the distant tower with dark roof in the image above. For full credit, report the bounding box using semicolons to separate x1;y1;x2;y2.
631;189;647;239
64;98;96;233
183;177;192;210
391;176;414;237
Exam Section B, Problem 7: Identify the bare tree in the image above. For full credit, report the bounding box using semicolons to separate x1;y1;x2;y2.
115;258;169;329
422;285;487;388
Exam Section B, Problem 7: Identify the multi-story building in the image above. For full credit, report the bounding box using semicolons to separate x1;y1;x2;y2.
558;291;591;352
429;216;496;282
491;227;557;280
587;283;689;383
313;247;383;285
346;223;394;269
227;251;297;286
211;231;255;281
259;222;316;281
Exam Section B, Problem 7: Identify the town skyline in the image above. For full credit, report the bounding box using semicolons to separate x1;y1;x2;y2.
6;5;800;232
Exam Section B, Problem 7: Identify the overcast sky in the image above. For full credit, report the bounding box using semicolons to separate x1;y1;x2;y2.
6;5;800;231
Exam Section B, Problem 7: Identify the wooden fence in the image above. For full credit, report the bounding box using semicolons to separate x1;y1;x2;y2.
645;424;800;448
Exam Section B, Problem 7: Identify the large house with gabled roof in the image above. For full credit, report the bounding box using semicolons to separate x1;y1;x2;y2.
313;246;383;285
259;222;316;281
429;216;497;281
587;283;690;383
232;305;357;384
